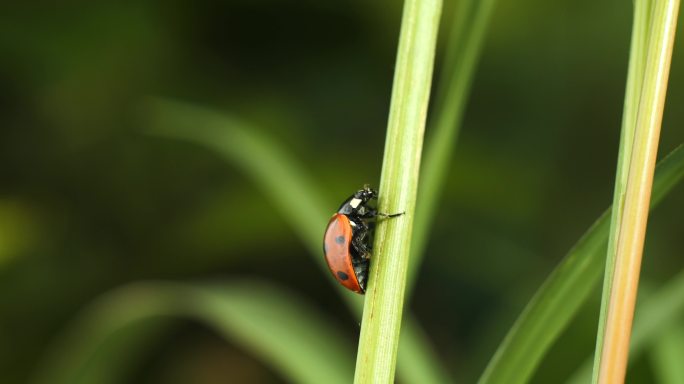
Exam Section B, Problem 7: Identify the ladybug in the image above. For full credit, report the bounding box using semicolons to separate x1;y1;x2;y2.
323;185;403;294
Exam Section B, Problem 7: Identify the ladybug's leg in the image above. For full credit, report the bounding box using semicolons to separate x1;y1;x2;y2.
350;220;372;259
359;208;404;220
378;211;404;218
352;230;372;258
353;258;369;292
349;219;370;292
358;209;378;219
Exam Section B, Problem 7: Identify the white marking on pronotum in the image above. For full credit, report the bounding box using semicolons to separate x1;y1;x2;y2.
349;198;362;208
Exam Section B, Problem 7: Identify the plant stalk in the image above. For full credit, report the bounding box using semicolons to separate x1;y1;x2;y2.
353;0;442;382
593;0;680;382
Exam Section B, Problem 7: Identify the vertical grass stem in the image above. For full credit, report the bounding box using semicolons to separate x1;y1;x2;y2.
593;0;680;382
353;0;442;382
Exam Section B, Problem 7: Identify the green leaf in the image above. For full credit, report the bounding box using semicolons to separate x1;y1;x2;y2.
478;144;684;384
32;281;354;384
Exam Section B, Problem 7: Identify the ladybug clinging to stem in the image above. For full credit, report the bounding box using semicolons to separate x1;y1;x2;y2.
323;185;404;294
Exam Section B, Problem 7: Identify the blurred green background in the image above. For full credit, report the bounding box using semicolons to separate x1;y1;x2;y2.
1;1;684;383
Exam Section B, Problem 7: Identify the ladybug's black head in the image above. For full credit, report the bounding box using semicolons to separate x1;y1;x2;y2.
337;185;378;215
354;185;377;203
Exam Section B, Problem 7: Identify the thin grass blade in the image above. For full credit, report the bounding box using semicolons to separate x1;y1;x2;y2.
568;269;684;383
409;0;496;294
593;0;680;380
593;0;652;375
147;100;329;258
32;281;354;384
651;325;684;384
478;144;684;384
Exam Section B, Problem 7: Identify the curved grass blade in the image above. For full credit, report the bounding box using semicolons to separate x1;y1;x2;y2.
398;316;454;384
478;144;684;384
651;325;684;384
32;281;354;384
147;100;329;258
567;269;684;383
147;100;452;384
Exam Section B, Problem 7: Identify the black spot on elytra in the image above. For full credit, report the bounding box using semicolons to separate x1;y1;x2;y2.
337;271;349;280
335;235;345;244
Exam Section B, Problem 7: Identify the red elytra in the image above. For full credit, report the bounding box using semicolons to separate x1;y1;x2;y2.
323;213;364;293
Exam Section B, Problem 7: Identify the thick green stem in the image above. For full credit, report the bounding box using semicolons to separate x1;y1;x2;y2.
353;0;442;382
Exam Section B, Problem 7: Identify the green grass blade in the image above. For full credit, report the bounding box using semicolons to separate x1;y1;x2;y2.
147;100;329;258
432;0;473;96
192;282;354;384
568;270;684;383
650;324;684;383
478;144;684;384
32;281;354;384
631;273;684;357
409;0;496;293
398;317;454;384
354;0;442;382
148;100;452;384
